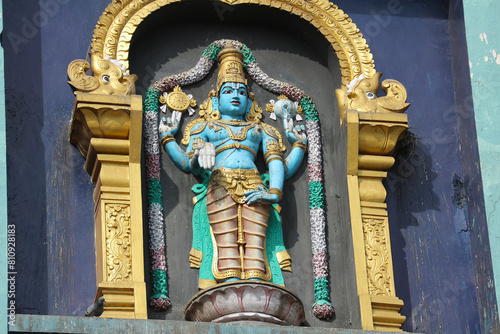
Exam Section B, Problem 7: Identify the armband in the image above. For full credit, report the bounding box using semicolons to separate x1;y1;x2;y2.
292;141;307;151
266;156;284;168
161;134;175;146
268;188;283;201
264;149;283;161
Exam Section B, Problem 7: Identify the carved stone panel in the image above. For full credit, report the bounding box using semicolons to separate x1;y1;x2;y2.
362;217;392;297
105;203;132;282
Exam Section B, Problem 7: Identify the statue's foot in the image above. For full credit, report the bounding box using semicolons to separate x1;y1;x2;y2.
223;277;240;283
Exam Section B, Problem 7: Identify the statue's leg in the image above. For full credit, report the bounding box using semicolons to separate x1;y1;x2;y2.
242;202;272;281
207;184;241;281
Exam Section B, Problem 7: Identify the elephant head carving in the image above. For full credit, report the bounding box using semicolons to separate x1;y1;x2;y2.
68;53;137;96
336;72;410;120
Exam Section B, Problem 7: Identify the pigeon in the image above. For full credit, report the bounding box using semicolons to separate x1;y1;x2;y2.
84;297;106;317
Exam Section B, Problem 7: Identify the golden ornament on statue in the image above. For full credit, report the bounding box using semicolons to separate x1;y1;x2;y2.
164;86;197;112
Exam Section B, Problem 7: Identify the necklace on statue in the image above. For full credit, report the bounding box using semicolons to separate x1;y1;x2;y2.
214;120;256;141
217;119;250;126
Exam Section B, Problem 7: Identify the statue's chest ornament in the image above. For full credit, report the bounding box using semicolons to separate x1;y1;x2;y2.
212;120;260;142
209;121;261;158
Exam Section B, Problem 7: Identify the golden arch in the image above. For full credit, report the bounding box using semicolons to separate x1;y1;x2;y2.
90;0;376;89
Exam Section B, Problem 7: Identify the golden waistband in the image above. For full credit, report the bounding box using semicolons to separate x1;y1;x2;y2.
209;168;263;204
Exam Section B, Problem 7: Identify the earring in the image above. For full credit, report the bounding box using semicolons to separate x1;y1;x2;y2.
211;110;220;119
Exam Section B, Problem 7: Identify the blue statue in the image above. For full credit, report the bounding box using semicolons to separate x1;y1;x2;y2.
159;44;307;289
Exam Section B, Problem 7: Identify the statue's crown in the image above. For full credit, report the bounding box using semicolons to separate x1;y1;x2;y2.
217;44;247;92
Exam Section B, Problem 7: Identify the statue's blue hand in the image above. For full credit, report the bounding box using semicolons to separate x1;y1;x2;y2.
283;117;307;144
159;116;179;138
245;185;279;205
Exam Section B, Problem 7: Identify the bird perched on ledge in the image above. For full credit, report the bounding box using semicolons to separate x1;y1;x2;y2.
84;297;105;317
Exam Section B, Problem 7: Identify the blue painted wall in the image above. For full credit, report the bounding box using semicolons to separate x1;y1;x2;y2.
3;0;109;316
339;0;497;333
2;1;497;333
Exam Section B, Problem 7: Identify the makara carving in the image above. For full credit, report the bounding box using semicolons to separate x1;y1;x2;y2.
68;52;137;96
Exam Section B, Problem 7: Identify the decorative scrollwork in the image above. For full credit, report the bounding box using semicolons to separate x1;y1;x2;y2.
362;218;392;296
90;0;375;88
67;59;100;93
105;204;132;282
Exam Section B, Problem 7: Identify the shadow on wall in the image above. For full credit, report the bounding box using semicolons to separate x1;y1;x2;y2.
386;132;440;331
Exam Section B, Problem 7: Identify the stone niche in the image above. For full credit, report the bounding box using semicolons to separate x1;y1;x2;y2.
129;1;359;329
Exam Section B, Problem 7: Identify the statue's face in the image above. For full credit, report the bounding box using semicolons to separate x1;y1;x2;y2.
218;82;249;117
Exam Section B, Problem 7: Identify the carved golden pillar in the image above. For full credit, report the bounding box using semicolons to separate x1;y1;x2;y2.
68;56;147;319
338;74;409;331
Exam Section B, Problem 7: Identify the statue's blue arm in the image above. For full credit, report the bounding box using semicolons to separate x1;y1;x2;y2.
160;119;204;175
283;122;307;180
284;143;307;180
264;137;285;194
244;130;285;205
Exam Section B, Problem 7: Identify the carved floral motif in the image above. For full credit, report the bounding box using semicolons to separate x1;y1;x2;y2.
105;204;132;281
362;218;392;296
